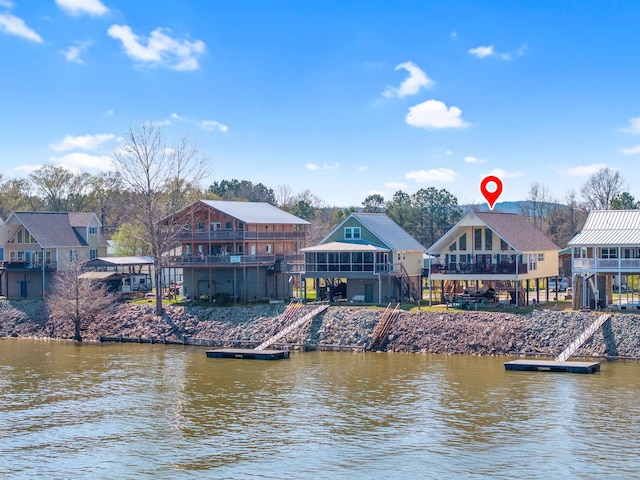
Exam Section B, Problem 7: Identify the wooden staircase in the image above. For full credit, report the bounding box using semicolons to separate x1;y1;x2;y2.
254;301;329;350
368;303;402;351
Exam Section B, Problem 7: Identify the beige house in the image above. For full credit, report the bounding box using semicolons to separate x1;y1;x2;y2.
427;211;560;306
0;212;105;298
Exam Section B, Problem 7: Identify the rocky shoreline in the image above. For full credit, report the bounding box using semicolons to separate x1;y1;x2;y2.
1;299;640;359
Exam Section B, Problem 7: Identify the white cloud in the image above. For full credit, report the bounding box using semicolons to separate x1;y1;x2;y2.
60;40;92;64
105;109;114;116
0;0;15;7
484;168;522;179
405;168;457;183
305;163;319;170
12;164;41;174
201;120;228;133
50;133;115;152
383;61;433;98
406;99;468;129
619;145;640;155
55;0;108;16
623;117;640;135
384;181;407;189
0;13;42;42
171;112;185;121
50;152;115;171
107;24;206;71
469;44;520;60
558;164;607;176
450;31;457;40
468;45;494;58
358;165;369;172
464;156;486;164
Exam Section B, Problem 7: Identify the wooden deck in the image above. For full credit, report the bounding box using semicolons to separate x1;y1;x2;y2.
206;348;290;360
504;359;600;374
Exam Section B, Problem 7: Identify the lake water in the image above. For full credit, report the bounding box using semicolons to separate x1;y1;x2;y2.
1;339;639;479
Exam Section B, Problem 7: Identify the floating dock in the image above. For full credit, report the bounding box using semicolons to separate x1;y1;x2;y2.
504;359;600;374
206;348;290;360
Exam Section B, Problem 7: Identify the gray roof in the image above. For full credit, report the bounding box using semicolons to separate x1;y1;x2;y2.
333;213;425;252
83;256;154;268
200;200;310;225
69;212;101;227
568;210;640;246
12;212;87;248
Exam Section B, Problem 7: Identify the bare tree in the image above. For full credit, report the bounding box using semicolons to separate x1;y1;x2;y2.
112;121;209;315
521;182;554;231
580;167;626;210
47;261;113;342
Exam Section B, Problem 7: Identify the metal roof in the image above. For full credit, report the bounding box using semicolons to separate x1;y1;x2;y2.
568;210;640;246
342;213;425;252
200;200;310;225
83;256;154;268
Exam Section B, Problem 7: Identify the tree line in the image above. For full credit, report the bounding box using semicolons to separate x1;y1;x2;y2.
1;125;637;255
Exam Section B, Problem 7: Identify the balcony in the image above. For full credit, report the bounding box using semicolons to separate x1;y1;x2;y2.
573;258;640;272
166;253;304;269
174;230;306;242
1;261;58;271
429;262;528;276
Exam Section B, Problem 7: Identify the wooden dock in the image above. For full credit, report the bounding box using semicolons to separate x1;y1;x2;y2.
504;359;600;374
206;348;290;360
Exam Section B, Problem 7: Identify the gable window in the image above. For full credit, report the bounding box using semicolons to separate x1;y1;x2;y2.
500;239;508;251
459;233;467;251
210;222;221;232
449;241;457;251
345;227;361;240
197;222;205;232
538;253;544;261
225;221;233;230
485;229;493;250
529;254;537;271
89;226;97;235
474;228;482;250
238;222;244;230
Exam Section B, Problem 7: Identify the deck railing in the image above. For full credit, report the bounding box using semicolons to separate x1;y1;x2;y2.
174;230;306;241
429;262;528;275
573;258;640;271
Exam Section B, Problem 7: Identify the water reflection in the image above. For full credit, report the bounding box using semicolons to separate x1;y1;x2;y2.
1;339;639;479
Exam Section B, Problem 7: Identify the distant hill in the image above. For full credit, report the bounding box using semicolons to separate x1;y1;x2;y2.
463;201;564;214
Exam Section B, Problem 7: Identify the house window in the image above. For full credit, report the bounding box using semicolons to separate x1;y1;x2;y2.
459;233;467;251
89;226;97;235
237;245;244;254
90;249;98;259
529;254;537;271
538;253;544;261
225;221;233;230
500;239;508;251
449;241;457;251
185;245;193;255
601;247;618;259
345;227;361;240
485;229;493;251
238;222;244;230
197;222;205;232
266;244;272;253
211;222;221;232
70;250;78;262
474;228;482;250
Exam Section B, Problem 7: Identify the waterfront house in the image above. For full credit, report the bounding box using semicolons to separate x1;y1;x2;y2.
163;200;309;302
0;211;105;298
299;213;425;303
427;211;560;306
567;209;640;309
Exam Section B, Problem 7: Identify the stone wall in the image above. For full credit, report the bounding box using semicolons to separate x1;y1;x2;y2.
1;299;639;358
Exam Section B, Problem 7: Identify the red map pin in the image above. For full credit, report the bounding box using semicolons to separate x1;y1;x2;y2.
480;175;503;210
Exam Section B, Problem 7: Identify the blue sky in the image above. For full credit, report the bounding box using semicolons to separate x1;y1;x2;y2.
1;0;639;208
